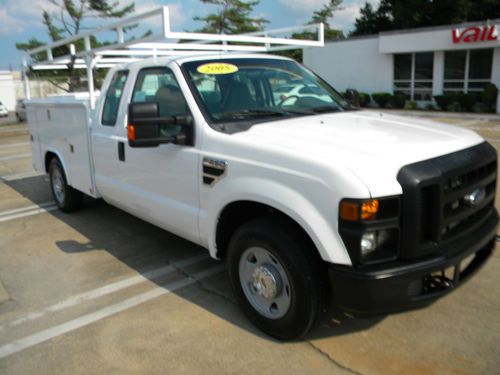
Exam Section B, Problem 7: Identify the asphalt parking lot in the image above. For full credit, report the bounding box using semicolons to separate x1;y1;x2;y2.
0;114;499;374
0;114;20;126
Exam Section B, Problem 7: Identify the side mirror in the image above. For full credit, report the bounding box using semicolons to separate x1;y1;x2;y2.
127;102;193;148
345;89;360;108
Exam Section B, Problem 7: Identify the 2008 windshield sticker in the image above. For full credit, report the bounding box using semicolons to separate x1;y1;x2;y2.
197;63;239;75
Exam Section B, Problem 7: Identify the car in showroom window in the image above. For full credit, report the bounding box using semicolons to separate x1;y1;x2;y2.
182;58;355;133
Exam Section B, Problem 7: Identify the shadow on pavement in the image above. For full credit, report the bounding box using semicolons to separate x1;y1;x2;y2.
4;176;384;341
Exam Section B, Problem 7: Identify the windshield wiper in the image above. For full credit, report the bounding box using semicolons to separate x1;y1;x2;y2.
281;108;315;115
218;108;291;120
309;105;342;114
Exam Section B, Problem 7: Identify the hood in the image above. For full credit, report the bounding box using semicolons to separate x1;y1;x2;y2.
233;111;484;197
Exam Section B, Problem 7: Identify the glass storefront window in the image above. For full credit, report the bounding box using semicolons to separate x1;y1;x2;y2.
444;49;492;94
415;53;433;80
444;51;466;80
393;52;433;101
469;49;493;79
394;54;412;80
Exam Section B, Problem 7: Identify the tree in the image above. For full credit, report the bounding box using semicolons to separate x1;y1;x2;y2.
16;0;135;92
194;0;268;34
308;0;344;40
280;1;344;62
351;0;500;36
351;2;392;36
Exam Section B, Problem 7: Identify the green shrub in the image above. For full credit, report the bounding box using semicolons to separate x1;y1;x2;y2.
447;101;462;112
434;94;454;111
458;93;478;112
391;93;406;109
425;103;436;111
372;92;392;108
481;83;498;112
342;91;371;107
472;102;488;113
358;92;371;107
404;101;418;110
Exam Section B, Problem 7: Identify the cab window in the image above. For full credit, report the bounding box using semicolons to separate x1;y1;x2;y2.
131;67;189;137
101;70;128;126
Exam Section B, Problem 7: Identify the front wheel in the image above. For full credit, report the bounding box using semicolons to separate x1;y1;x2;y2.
227;216;324;340
49;158;83;212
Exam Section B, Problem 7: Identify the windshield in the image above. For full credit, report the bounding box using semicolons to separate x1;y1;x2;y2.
181;58;353;131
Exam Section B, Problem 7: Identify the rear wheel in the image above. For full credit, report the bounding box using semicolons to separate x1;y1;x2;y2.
49;158;83;212
227;216;323;340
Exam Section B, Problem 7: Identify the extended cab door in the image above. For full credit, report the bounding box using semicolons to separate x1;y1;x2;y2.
92;69;129;201
96;65;201;244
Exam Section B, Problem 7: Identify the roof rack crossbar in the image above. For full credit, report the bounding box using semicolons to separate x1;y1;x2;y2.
26;6;323;69
23;6;324;107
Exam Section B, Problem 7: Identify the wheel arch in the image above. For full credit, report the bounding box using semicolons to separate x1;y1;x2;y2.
208;183;351;265
44;149;72;185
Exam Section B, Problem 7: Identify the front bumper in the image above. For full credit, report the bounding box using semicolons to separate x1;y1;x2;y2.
328;209;498;316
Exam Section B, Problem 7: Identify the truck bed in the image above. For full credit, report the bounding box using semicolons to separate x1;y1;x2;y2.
26;94;99;198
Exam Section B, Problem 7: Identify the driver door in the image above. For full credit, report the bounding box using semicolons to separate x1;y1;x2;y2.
113;66;201;244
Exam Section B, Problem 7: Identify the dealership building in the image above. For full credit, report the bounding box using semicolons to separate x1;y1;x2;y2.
303;19;500;113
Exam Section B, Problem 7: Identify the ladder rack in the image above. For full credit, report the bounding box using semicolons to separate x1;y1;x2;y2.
23;6;324;107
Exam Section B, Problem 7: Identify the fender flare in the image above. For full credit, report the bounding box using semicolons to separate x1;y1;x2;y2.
203;177;352;265
44;148;73;186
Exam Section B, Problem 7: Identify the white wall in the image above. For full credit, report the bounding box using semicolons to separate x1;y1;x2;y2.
303;37;393;94
492;48;500;89
11;71;70;101
490;48;500;114
432;51;444;96
0;71;16;111
379;22;500;53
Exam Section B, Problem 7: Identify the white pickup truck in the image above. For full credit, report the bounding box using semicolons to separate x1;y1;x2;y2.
27;54;498;340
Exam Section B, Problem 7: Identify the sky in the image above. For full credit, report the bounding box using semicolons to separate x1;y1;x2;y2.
0;0;379;71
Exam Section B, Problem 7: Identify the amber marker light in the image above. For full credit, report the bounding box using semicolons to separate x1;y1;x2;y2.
361;199;379;220
340;201;359;221
127;124;136;141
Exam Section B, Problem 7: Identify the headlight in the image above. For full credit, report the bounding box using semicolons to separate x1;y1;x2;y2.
360;232;377;256
339;197;400;265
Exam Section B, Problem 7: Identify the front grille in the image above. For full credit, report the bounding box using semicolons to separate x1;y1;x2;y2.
440;160;496;245
397;142;497;260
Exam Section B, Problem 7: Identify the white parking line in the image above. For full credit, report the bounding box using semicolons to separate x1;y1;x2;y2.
0;254;209;331
0;153;31;162
0;202;54;217
0;142;30;149
0;170;43;181
0;202;57;223
0;265;224;359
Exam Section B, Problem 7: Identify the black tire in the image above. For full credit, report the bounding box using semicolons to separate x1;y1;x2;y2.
227;216;324;340
49;157;83;212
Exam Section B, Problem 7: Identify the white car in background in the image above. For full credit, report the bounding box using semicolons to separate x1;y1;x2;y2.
15;99;27;121
274;83;333;105
0;101;8;117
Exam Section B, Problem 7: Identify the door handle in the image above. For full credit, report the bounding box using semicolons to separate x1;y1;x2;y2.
118;141;125;162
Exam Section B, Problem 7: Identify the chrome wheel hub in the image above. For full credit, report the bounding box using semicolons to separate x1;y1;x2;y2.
239;246;291;319
52;168;65;203
252;265;281;299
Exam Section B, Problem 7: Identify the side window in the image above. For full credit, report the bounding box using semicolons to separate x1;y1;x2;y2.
132;67;189;137
101;70;128;126
132;67;188;116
